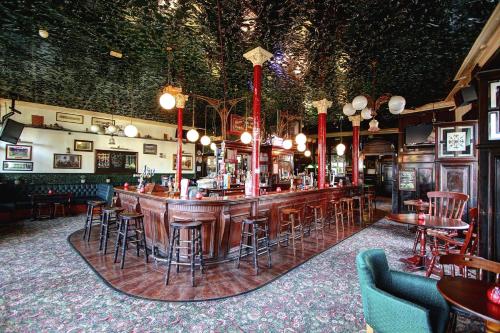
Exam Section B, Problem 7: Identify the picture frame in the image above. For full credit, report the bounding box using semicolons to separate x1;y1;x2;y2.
143;143;158;155
399;168;416;191
172;154;193;170
5;145;32;160
91;117;115;127
74;140;94;152
3;161;33;171
489;80;500;109
228;114;253;136
53;154;82;169
56;112;84;124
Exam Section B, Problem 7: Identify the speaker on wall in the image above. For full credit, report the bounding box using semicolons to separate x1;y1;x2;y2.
454;85;477;107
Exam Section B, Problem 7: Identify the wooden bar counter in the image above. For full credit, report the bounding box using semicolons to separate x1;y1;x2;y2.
115;185;358;263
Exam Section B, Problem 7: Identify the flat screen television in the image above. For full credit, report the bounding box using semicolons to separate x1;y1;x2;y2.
0;118;25;144
405;124;434;146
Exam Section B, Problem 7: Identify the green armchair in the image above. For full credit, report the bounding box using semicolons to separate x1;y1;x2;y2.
356;249;450;333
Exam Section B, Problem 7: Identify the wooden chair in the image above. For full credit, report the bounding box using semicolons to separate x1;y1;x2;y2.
426;208;478;277
413;191;469;254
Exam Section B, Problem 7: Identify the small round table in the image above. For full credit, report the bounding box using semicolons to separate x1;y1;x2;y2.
403;200;430;213
437;277;500;333
386;213;469;269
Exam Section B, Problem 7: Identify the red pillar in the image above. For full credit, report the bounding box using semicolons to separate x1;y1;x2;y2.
251;64;262;196
176;106;183;190
318;112;326;188
244;47;273;197
351;116;360;186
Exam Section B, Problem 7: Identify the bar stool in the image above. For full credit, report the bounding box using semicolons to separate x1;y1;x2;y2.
366;194;376;223
83;200;106;241
330;199;344;237
307;203;325;242
34;202;52;220
278;207;304;256
99;206;124;254
113;212;148;269
165;220;204;287
340;197;354;228
352;195;365;226
236;215;272;275
53;202;66;218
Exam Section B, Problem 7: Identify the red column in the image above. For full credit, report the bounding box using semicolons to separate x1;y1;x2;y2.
176;106;183;190
251;65;262;196
352;119;360;186
318;112;326;188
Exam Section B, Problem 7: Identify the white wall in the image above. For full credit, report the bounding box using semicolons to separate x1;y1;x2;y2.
0;100;195;174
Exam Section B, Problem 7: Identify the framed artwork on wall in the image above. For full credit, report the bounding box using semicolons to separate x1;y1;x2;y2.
143;144;157;155
56;112;84;124
228;114;253;135
399;168;416;191
5;144;32;160
53;154;82;169
91;117;115;127
437;125;475;158
74;140;93;152
172;154;193;170
3;161;33;171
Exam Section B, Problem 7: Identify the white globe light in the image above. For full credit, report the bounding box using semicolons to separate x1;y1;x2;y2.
159;92;176;110
200;135;211;146
342;103;356;116
361;107;372;120
388;95;406;113
336;143;346;156
240;131;252;144
210;142;217;151
282;139;293;150
297;143;306;152
106;124;117;134
352;95;368;110
304;149;311;157
124;124;138;138
187;128;199;142
368;119;380;132
295;133;307;145
90;124;101;133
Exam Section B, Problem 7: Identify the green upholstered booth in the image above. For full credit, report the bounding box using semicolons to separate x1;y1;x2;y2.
356;249;450;333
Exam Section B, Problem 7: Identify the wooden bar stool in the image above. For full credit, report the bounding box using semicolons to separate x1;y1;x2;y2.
113;212;148;269
330;199;344;237
165;220;204;287
340;197;354;227
53;202;66;218
352;195;365;225
278;207;304;256
83;200;106;242
34;202;52;220
366;194;375;223
307;203;325;242
99;206;124;254
236;215;272;275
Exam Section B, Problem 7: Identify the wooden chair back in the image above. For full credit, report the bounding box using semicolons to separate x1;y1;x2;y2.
460;208;478;255
427;191;469;219
439;254;500;282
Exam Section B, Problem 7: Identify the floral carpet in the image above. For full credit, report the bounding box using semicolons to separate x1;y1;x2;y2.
0;215;482;332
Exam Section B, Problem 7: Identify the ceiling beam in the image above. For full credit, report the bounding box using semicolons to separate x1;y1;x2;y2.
310;127;399;138
401;100;455;115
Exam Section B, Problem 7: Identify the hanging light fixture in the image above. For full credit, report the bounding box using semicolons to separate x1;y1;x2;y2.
352;95;368;110
200;106;211;146
124;117;138;138
159;47;182;110
210;142;217;151
388;95;406;114
38;29;49;39
90;124;101;133
297;143;306;152
361;107;372;120
368;119;380;132
240;98;252;144
336;116;346;156
304;149;311;157
186;96;199;142
295;108;307;145
342;103;356;116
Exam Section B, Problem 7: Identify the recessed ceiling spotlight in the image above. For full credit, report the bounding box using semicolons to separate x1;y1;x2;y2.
109;50;123;58
38;29;49;38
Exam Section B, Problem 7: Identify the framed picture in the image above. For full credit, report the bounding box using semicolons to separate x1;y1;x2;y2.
438;125;475;158
488;111;500;140
143;143;157;155
5;145;32;160
95;150;138;174
399;168;416;191
56;112;84;124
172;154;193;170
228;114;253;135
74;140;93;152
3;161;33;171
489;80;500;109
53;154;82;169
91;117;115;127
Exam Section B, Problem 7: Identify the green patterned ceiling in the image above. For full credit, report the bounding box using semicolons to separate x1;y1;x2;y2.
0;0;495;131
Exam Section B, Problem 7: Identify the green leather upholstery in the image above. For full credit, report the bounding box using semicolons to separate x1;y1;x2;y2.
356;249;450;333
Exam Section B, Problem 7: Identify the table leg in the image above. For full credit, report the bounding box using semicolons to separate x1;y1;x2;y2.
399;226;426;270
486;320;500;333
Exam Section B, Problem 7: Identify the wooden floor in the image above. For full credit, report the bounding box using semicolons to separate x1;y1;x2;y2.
69;211;382;302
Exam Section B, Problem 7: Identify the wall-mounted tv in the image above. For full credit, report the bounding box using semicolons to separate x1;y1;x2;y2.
405;124;434;146
0;119;25;144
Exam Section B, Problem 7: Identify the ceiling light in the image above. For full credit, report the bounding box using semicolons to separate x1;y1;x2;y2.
342;103;356;116
368;119;380;132
361;107;372;120
210;142;217;151
159;87;178;110
90;124;101;133
107;124;117;134
186;128;199;142
200;135;211;146
124;124;138;138
240;131;252;144
108;135;116;145
304;149;311;157
295;133;307;145
297;143;306;152
282;139;293;150
38;29;49;38
352;95;368;110
336;143;346;156
388;96;406;114
109;50;123;58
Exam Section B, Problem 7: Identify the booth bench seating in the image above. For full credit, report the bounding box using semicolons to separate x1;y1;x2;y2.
0;183;113;218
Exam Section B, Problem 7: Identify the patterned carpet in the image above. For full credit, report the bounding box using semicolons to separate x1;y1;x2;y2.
0;215;482;332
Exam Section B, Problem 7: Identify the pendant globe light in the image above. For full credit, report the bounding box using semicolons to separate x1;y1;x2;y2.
159;47;182;110
336;116;346;156
304;149;311;157
200;107;211;146
124;123;138;138
186;97;199;142
240;98;252;144
295;108;307;145
297;143;306;152
282;117;293;150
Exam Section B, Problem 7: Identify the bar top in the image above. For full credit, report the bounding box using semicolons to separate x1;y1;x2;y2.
114;185;358;206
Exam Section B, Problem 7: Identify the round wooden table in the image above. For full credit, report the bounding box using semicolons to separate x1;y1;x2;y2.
438;277;500;333
386;213;469;269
